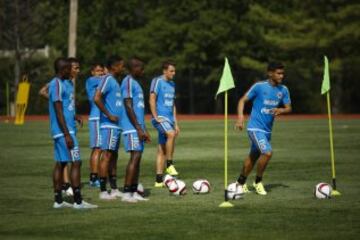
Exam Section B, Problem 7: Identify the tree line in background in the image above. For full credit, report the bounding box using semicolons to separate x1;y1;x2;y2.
0;0;359;115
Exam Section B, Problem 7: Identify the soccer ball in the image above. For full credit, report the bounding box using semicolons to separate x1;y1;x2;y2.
137;183;144;196
227;182;244;200
314;183;332;199
192;179;211;194
164;174;178;193
173;179;187;196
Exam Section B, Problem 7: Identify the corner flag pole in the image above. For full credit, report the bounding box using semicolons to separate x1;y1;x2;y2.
216;57;235;208
322;56;340;196
5;81;10;123
219;90;233;208
224;91;229;191
326;92;340;196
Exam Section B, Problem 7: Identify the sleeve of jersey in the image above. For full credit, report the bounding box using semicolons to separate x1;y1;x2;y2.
282;87;291;105
50;79;62;102
245;83;258;100
122;78;133;98
150;78;160;94
173;82;176;99
98;76;110;95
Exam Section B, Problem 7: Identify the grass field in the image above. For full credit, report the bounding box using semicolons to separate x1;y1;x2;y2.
0;118;359;240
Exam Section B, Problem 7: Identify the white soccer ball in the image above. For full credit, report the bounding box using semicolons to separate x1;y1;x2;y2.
314;182;332;199
227;182;244;200
164;174;178;193
173;179;187;196
192;179;211;194
137;183;144;196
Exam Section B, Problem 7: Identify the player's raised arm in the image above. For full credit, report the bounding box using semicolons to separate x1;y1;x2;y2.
94;89;118;123
235;95;249;131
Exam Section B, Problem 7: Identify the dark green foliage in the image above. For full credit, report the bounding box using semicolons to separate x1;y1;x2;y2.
0;0;359;114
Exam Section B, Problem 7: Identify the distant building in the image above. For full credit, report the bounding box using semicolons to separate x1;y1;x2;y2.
0;45;50;58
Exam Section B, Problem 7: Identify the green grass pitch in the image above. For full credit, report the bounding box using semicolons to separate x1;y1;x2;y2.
0;118;359;240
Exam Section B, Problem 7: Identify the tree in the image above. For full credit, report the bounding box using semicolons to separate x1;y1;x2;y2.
0;0;49;102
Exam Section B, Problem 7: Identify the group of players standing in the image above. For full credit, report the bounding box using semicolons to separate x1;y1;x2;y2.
45;56;291;209
46;56;180;209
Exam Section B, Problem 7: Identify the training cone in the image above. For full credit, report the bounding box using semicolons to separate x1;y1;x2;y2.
331;189;341;196
219;201;234;208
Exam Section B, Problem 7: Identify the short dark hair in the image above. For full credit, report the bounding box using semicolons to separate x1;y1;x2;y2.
54;57;69;74
106;55;123;69
68;57;80;65
162;60;176;70
267;62;284;71
128;57;143;71
90;62;104;71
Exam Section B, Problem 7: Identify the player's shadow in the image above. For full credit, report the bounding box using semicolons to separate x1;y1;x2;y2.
118;187;152;197
80;182;152;197
143;188;152;197
265;183;289;192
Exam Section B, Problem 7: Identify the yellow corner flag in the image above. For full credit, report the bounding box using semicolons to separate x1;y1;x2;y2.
216;57;235;97
321;56;330;95
321;56;341;197
217;57;235;208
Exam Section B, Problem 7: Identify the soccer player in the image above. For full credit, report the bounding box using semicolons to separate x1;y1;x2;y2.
49;57;97;209
235;62;292;195
94;56;125;200
120;57;151;202
39;57;82;197
61;57;82;196
149;60;180;187
85;62;105;187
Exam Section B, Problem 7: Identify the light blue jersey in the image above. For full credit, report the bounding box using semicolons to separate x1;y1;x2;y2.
48;77;76;138
150;75;175;123
86;76;101;120
246;80;291;133
97;74;122;129
120;75;145;133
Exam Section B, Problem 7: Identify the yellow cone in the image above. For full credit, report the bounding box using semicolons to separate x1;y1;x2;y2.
219;201;234;208
331;190;341;196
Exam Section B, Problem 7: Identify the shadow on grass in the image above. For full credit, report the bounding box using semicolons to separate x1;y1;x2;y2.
80;182;153;196
117;187;152;197
143;188;152;197
265;183;290;192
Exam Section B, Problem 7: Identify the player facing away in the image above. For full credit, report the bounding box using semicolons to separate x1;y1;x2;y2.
149;60;180;187
120;57;151;203
235;62;292;195
94;56;125;200
85;62;105;187
48;58;97;209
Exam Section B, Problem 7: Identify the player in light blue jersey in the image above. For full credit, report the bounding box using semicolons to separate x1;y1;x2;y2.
85;62;105;187
120;57;151;202
149;60;180;187
235;62;292;196
41;58;82;197
48;58;97;209
94;56;125;200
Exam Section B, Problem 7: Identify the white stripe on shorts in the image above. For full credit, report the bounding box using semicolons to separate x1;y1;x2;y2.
250;131;262;152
